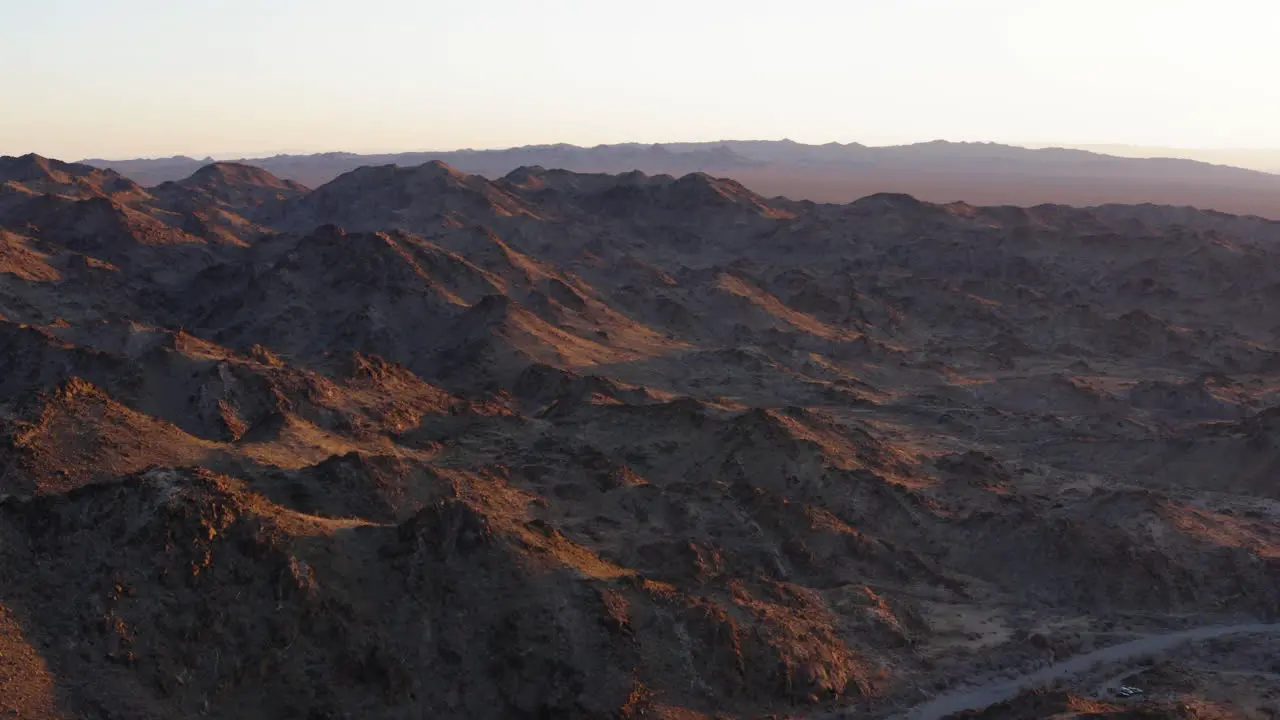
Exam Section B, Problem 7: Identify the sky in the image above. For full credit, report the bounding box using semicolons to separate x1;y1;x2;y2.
2;0;1278;160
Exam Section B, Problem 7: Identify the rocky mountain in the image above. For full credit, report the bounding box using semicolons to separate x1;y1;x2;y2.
83;139;1280;219
75;154;217;188
3;153;1280;719
150;162;308;208
1;153;148;202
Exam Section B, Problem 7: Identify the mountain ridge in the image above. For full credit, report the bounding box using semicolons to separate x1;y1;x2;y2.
77;139;1280;220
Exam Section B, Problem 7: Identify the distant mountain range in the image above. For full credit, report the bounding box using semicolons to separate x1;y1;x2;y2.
81;140;1280;219
1022;144;1280;174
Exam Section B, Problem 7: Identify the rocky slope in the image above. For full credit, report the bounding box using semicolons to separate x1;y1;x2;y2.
2;153;1280;718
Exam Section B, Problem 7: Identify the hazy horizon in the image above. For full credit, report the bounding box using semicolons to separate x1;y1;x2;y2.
62;138;1280;179
4;0;1278;161
65;138;1280;164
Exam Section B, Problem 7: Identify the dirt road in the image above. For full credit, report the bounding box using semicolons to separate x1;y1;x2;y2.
887;624;1280;719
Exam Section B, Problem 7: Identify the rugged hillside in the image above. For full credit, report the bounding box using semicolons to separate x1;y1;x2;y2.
1;153;149;203
3;154;1280;718
150;162;308;214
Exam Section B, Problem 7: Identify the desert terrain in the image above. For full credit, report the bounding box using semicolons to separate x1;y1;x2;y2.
2;153;1280;718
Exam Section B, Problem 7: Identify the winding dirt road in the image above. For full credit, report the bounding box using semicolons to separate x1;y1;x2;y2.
890;623;1280;719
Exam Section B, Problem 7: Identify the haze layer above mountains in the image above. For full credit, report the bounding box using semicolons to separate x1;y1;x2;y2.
3;151;1280;719
83;139;1280;221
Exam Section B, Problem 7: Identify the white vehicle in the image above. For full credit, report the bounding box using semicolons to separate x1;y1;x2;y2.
1116;686;1144;698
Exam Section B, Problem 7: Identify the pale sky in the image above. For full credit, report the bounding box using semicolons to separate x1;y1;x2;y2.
3;0;1278;160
